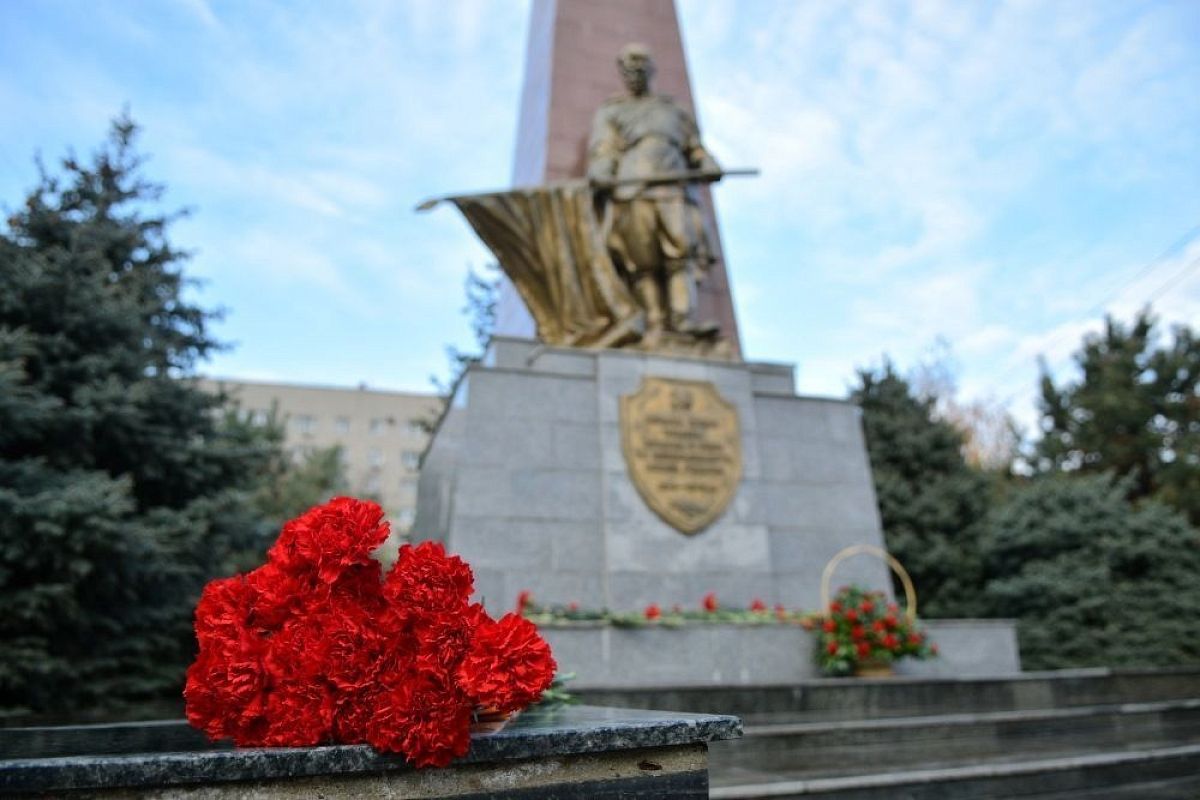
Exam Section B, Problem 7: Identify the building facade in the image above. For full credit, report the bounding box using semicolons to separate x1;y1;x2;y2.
201;378;441;531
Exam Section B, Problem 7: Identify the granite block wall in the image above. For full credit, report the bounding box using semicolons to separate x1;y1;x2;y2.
415;338;892;615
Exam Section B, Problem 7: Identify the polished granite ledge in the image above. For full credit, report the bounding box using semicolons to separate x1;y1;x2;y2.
0;705;742;794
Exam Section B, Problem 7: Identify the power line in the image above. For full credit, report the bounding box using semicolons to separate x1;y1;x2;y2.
999;257;1200;420
1079;222;1200;319
1143;254;1200;307
987;225;1200;412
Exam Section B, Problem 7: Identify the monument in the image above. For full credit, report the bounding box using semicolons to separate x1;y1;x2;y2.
415;0;1019;685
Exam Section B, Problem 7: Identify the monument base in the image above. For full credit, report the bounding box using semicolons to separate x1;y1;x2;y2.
415;337;1022;684
417;337;894;613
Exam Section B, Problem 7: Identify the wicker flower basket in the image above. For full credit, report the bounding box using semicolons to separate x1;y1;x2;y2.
820;543;920;679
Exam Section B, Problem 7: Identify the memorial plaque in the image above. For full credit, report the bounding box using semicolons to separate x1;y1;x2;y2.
620;377;742;534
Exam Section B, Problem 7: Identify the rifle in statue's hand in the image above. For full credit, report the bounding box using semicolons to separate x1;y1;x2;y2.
415;169;758;212
589;168;758;192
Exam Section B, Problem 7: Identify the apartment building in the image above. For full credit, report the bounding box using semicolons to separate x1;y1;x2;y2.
201;378;442;531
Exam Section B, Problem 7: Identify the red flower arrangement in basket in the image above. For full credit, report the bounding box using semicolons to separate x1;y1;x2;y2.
814;585;935;676
184;497;557;767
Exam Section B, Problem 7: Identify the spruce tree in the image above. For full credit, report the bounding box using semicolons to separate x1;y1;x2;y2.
0;117;276;715
981;474;1200;669
1037;311;1200;525
852;364;991;617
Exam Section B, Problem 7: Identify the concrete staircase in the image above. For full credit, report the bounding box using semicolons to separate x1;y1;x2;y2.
577;667;1200;799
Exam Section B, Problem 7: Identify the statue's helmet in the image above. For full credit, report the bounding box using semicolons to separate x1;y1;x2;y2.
617;43;654;71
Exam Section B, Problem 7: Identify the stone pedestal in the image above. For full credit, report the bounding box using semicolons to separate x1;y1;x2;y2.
0;706;740;798
417;338;1022;683
416;337;893;614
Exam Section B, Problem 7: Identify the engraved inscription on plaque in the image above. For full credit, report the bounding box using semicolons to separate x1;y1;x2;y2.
619;377;742;534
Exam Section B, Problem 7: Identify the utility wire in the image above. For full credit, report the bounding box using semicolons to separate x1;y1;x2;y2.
1078;222;1200;319
1143;254;1200;307
989;225;1200;412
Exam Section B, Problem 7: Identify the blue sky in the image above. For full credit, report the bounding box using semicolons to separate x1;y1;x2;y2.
2;0;1197;434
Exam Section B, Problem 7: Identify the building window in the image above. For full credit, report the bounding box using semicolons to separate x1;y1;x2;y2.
400;450;421;470
406;419;426;436
291;445;315;464
334;416;350;434
396;508;415;529
365;474;381;494
368;448;384;467
250;409;269;426
293;414;316;434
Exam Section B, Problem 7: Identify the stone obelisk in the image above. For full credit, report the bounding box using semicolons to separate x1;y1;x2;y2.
494;0;742;358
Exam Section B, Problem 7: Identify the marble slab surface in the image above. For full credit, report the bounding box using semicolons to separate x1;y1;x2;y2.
0;705;741;794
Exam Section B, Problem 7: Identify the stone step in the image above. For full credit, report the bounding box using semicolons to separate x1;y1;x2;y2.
708;698;1200;779
574;666;1200;721
709;743;1200;799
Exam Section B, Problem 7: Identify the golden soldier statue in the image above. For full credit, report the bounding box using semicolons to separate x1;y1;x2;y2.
587;44;722;343
420;44;750;358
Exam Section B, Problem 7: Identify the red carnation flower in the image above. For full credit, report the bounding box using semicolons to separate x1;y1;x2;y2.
268;497;390;585
515;589;533;616
844;609;859;623
367;669;473;768
822;619;837;633
882;633;900;651
331;689;378;745
883;614;899;629
456;612;556;714
829;601;842;613
645;603;662;620
750;598;767;612
385;540;474;612
261;678;336;747
851;625;866;640
774;603;788;620
243;562;316;631
192;575;259;648
703;592;719;612
859;600;874;614
908;632;924;646
855;641;871;659
265;611;334;685
184;634;271;746
872;620;886;633
412;605;485;672
826;640;839;655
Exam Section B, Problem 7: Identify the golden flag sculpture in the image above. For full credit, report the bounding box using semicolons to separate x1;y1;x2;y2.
441;183;643;349
418;169;755;351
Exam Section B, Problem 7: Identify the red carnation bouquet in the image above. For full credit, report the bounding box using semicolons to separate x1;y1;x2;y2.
184;497;557;767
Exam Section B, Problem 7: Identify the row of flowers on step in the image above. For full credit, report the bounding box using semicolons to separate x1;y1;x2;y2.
516;589;811;627
515;586;938;675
